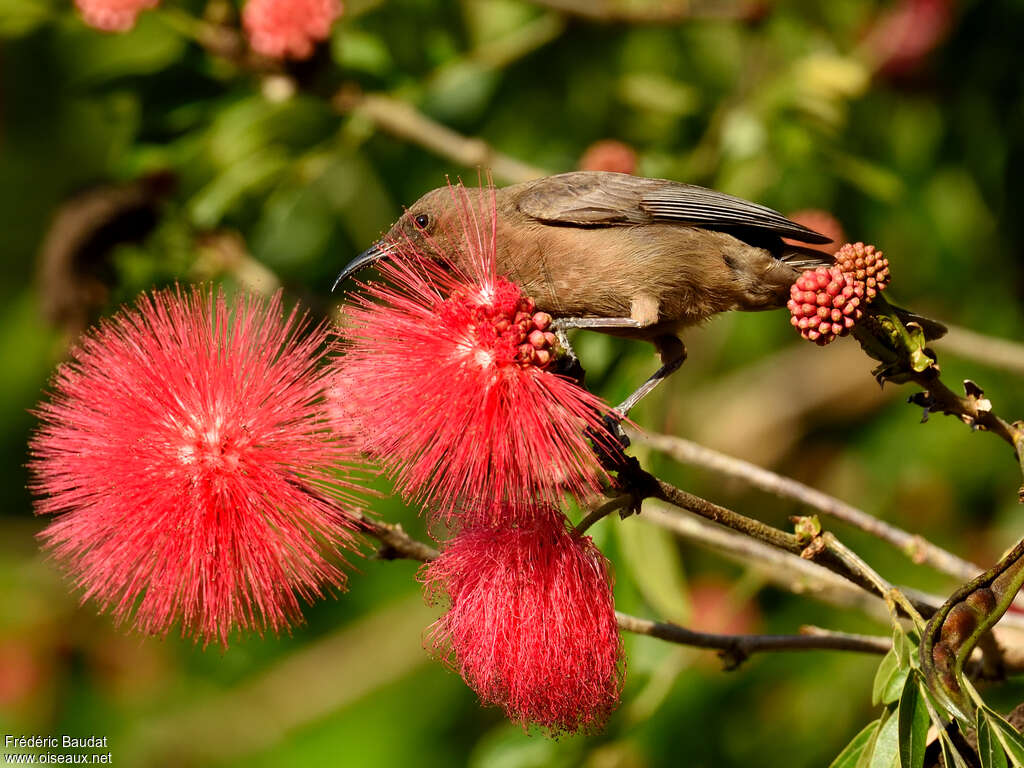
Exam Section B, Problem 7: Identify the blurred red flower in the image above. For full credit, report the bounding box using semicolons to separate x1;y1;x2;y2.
783;209;846;254
864;0;953;77
74;0;158;32
423;505;623;733
335;186;616;525
243;0;343;60
29;287;363;647
579;140;638;175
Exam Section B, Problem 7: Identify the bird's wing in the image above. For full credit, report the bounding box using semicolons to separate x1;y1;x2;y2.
515;171;832;245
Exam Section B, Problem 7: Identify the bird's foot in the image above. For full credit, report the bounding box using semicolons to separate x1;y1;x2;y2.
587;409;631;474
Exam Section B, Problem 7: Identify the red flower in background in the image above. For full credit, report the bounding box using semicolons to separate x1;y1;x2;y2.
422;505;623;734
335;186;616;526
864;0;953;77
75;0;158;32
784;209;846;254
243;0;343;60
579;140;638;175
29;287;362;647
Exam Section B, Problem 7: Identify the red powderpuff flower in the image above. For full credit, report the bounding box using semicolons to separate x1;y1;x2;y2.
243;0;342;60
75;0;158;32
29;287;363;648
422;505;623;734
335;186;617;525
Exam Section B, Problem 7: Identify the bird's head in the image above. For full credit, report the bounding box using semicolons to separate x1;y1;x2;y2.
333;185;490;291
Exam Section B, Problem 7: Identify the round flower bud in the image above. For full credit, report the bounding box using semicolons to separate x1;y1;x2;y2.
834;242;890;300
787;266;865;345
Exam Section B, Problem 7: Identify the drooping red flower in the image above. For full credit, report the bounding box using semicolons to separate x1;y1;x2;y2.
787;265;865;345
29;287;363;647
74;0;158;32
242;0;342;60
579;140;638;175
422;505;623;734
335;185;616;525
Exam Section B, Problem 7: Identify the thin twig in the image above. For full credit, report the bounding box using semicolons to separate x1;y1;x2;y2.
815;532;925;629
941;324;1024;378
573;493;633;536
616;612;891;669
332;89;551;185
630;427;981;581
527;0;755;22
353;511;438;562
619;463;937;617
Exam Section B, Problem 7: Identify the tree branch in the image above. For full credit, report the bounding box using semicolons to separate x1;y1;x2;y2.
630;427;981;581
610;458;933;617
616;612;891;669
526;0;756;22
332;89;551;185
941;324;1024;378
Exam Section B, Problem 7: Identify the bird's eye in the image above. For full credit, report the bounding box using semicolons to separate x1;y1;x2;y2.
414;214;430;229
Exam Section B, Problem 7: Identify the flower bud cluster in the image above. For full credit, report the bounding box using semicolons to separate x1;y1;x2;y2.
833;242;890;300
787;266;865;345
788;241;891;345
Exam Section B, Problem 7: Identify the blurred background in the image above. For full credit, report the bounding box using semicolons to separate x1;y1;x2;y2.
2;0;1024;765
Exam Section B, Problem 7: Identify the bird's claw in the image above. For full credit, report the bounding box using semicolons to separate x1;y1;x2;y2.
587;409;632;474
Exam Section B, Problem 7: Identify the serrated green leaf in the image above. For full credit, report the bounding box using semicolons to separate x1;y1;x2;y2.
984;707;1024;767
873;649;908;706
979;710;1010;768
898;674;929;768
869;708;901;768
830;720;880;768
615;519;690;624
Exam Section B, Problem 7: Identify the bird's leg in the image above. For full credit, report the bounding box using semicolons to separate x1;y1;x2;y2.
554;317;645;330
597;335;686;461
614;335;687;419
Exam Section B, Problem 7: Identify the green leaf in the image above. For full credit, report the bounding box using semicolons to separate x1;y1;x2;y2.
939;733;973;768
614;519;690;624
58;14;186;84
0;0;52;37
869;708;901;768
830;720;880;768
897;674;929;768
873;649;908;707
978;710;1010;768
984;707;1024;767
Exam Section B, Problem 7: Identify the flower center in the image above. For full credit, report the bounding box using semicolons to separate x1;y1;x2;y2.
442;279;560;371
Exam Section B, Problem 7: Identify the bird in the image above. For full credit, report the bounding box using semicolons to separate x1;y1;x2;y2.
334;171;840;419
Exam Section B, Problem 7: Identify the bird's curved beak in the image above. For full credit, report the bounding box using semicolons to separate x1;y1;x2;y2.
332;241;395;292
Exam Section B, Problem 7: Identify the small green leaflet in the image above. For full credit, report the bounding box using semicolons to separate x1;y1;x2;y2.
897;674;929;768
982;707;1024;768
978;709;1010;768
873;647;909;707
830;720;879;768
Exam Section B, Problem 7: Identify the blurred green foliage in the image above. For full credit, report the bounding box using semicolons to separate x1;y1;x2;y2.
2;0;1023;766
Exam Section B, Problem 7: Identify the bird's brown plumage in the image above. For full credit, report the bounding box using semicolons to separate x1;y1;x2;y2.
352;172;833;359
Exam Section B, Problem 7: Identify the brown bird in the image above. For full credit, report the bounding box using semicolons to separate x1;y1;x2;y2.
335;171;835;416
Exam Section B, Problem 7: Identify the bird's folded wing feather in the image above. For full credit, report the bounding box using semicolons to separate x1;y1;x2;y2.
515;172;832;245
